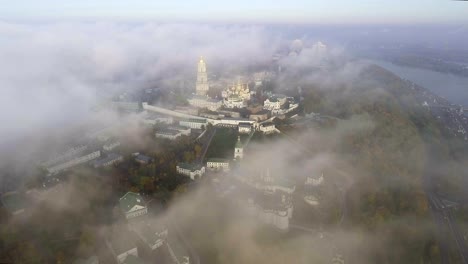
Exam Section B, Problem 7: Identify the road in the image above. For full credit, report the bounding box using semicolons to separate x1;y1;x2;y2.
196;128;217;164
169;221;201;264
423;148;468;264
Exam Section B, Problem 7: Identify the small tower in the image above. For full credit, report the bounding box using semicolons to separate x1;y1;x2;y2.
234;136;243;160
196;56;209;96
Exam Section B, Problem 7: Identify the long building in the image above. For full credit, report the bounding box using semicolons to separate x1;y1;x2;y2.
46;149;101;175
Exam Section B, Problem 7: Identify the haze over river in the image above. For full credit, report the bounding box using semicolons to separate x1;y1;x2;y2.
373;60;468;106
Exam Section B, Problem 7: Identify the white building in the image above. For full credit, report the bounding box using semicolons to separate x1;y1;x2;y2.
179;118;207;129
305;173;324;186
263;94;287;111
188;95;222;111
245;193;293;231
207;158;230;172
259;122;276;134
105;227;139;264
46;150;101;175
142;112;173;125
238;122;252;134
155;129;182;140
176;163;205;180
103;141;121;152
119;192;148;220
129;220;168;251
234;137;243;159
90;153;123;168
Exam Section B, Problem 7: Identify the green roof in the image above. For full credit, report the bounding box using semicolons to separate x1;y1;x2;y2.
178;162;204;171
207;158;230;163
119;192;145;213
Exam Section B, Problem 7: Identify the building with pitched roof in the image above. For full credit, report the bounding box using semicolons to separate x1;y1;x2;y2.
206;158;230;172
119;192;148;220
176;163;205;180
179;118;207;130
129;220;168;251
105;226;139;264
155;129;182;140
90;153;123;168
238;122;252;134
134;154;153;165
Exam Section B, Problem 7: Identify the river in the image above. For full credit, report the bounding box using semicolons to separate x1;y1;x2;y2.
372;60;468;106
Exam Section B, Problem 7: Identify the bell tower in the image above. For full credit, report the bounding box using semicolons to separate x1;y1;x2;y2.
196;56;209;96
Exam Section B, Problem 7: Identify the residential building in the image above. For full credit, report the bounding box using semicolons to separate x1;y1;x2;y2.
155;129;182;140
305;173;324;186
119;192;148;220
142;112;173;125
46;150;101;175
129;220;168;251
259;122;276;134
41;145;88;167
169;125;191;135
179;118;207;130
238;122;252;134
176;163;205;180
206;158;230;172
263;94;287;111
103;141;121;152
90;153;123;168
245;191;293;231
105;226;139;264
135;154;153;165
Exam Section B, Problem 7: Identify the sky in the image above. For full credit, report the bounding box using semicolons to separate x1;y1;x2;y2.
1;0;467;24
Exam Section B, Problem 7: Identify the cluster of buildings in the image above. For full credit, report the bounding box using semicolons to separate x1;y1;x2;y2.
183;57;297;128
40;137;125;175
104;192;189;264
303;173;325;206
233;169;296;231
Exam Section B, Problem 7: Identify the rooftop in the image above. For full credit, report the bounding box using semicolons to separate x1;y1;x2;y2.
177;162;204;171
207;158;230;163
132;220;167;247
119;192;146;213
107;226;138;255
181;118;207;124
169;125;191;131
156;129;181;136
90;153;122;166
135;154;152;163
